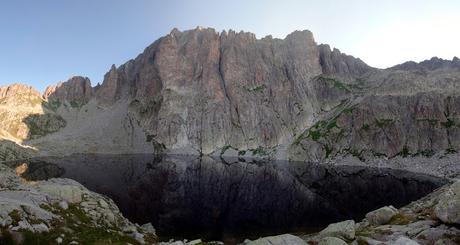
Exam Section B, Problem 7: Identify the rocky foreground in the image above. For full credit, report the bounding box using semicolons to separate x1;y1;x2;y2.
0;163;157;244
245;180;460;245
1;159;459;244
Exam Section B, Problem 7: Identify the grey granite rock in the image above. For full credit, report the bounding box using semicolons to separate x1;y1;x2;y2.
365;206;398;226
435;181;460;224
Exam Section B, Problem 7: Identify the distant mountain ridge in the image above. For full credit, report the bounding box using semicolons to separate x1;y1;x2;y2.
1;27;459;164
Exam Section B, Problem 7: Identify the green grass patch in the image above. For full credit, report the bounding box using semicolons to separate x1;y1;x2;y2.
245;84;267;92
388;213;416;225
250;146;268;157
220;145;232;155
349;79;367;90
9;210;21;225
325;145;333;158
30;203;145;245
375;118;394;128
417;118;439;126
44;99;62;112
319;76;351;92
361;123;370;130
398;146;411;157
308;130;322;141
23;114;66;138
441;119;456;128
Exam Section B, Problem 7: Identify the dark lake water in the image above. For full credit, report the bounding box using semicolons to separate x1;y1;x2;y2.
11;154;448;243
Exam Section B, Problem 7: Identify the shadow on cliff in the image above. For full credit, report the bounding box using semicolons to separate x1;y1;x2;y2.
22;110;66;140
0;139;36;162
0;100;68;161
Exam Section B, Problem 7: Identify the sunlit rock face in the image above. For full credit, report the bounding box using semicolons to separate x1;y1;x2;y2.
17;154;447;243
91;27;372;155
44;76;93;105
0;83;65;144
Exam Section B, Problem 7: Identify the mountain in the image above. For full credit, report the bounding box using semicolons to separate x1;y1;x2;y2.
1;27;459;166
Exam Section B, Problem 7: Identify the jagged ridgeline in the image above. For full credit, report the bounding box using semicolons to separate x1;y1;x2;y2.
0;27;460;161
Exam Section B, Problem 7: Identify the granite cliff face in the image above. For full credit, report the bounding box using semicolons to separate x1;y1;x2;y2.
43;76;93;106
89;27;372;155
1;27;459;163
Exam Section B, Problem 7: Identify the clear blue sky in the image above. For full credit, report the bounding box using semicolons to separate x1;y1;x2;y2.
1;0;459;92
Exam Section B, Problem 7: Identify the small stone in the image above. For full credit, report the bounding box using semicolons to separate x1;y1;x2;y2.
365;206;398;226
318;237;347;245
188;239;202;245
132;231;145;244
69;241;78;245
17;220;33;231
104;212;116;225
245;234;307;245
319;220;355;240
56;237;63;244
59;201;69;210
98;199;109;208
0;216;12;227
122;224;137;233
141;222;156;234
32;223;49;233
22;205;34;215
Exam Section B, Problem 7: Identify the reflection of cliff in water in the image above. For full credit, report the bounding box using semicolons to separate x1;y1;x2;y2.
17;154;447;242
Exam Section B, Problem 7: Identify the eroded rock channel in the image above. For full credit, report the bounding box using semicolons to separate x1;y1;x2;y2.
8;154;447;243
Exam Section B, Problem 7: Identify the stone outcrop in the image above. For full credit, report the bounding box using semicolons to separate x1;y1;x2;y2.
365;206;398;226
43;76;93;105
0;163;157;244
89;27;371;155
318;44;373;80
245;234;307;245
301;180;460;245
0;84;41;99
289;68;460;162
435;181;460;224
0;83;66;144
391;57;460;71
318;220;355;240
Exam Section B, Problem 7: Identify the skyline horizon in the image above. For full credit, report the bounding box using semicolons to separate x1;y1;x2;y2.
1;25;460;93
2;1;459;92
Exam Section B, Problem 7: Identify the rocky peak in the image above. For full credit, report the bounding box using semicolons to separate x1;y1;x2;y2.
390;56;460;71
94;65;123;105
318;44;374;81
43;76;93;103
0;83;41;100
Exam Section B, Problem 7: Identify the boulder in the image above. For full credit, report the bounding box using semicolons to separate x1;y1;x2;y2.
38;183;83;203
141;222;156;235
245;234;307;245
435;181;460;224
319;220;355;240
365;206;399;226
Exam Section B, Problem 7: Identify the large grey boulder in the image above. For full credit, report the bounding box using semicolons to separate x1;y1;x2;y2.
245;234;307;245
365;205;399;226
435;181;460;224
37;178;84;203
318;220;355;240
